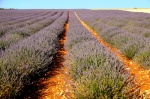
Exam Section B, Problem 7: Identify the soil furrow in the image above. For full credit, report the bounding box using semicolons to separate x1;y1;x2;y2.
36;12;72;99
75;12;150;98
35;11;73;99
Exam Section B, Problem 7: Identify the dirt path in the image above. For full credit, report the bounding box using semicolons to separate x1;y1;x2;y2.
35;12;73;99
75;12;150;98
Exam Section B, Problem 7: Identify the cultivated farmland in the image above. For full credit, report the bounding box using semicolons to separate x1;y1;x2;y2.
0;9;150;99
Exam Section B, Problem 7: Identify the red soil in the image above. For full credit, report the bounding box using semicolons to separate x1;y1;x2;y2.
75;12;150;98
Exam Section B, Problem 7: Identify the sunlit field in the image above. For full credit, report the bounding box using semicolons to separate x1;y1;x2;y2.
0;9;150;99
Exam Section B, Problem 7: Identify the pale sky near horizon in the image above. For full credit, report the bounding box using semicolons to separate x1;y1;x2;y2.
0;0;150;9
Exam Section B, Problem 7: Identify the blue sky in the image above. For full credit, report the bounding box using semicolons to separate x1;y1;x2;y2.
0;0;150;9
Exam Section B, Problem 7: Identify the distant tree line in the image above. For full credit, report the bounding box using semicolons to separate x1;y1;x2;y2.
0;8;16;10
0;8;5;10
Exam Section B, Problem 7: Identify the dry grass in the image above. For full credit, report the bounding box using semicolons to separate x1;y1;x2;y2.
92;8;150;13
119;8;150;13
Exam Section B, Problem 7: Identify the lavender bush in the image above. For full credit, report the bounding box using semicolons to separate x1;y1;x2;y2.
65;12;140;99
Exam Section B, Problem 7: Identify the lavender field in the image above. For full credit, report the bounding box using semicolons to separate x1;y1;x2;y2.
77;10;150;69
0;9;69;98
0;9;149;98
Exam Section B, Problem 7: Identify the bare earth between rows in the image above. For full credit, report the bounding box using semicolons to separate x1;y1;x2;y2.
37;12;73;99
75;12;150;98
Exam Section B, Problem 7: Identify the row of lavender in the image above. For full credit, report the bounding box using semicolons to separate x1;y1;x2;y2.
0;10;37;22
77;10;150;68
0;11;68;98
65;12;140;98
0;10;63;56
0;10;64;38
0;11;51;34
0;10;56;23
